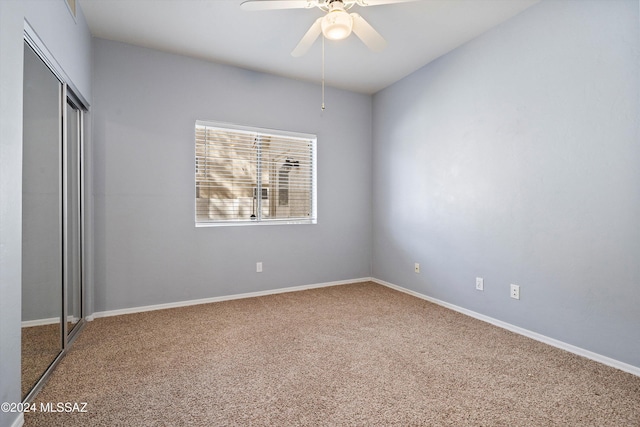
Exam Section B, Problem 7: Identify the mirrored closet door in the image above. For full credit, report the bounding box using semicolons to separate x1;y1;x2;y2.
21;40;63;400
22;40;86;401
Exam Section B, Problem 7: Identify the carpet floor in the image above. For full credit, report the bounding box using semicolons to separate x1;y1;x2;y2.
22;323;61;399
24;282;640;426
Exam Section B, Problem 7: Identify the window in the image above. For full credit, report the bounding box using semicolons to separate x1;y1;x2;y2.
195;121;317;226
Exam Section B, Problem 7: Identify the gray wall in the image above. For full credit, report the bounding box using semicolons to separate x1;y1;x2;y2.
372;0;640;368
92;39;373;312
23;0;93;103
0;3;26;425
0;1;91;424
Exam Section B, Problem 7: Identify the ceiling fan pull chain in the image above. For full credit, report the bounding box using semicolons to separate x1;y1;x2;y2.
321;35;326;111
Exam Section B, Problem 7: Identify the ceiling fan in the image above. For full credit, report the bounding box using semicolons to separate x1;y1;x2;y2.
240;0;417;57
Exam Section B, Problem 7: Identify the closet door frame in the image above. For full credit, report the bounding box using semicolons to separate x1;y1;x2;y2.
63;91;85;342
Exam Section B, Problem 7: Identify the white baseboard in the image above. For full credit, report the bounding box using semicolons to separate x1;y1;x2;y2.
22;315;80;328
10;413;24;427
21;317;58;327
372;278;640;378
90;277;373;320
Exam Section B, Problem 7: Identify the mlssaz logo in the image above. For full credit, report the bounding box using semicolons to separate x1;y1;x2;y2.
39;402;88;413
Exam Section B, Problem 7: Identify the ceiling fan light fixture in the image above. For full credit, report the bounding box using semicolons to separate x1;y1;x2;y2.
321;3;353;40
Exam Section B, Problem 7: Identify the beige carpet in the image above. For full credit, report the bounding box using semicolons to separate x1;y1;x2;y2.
22;323;61;399
25;282;640;426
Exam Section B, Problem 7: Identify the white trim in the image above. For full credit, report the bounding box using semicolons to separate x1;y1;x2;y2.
10;413;24;427
196;120;317;141
21;317;59;327
90;278;372;319
371;278;640;378
21;315;80;328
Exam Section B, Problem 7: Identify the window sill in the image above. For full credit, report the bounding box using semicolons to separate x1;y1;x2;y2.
195;219;317;228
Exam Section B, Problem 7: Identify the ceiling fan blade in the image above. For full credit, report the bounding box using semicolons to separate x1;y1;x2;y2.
240;0;317;11
291;17;323;57
355;0;418;6
350;13;387;52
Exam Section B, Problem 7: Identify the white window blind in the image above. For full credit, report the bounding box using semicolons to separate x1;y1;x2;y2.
195;121;317;226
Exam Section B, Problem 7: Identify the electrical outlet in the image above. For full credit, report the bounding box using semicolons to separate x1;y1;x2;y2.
476;277;484;291
414;263;420;273
256;262;263;273
510;284;520;300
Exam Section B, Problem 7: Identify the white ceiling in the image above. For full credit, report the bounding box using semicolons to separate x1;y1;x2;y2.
78;0;539;94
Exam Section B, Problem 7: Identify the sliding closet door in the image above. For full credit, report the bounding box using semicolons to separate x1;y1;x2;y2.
22;38;88;402
21;42;63;399
65;99;83;336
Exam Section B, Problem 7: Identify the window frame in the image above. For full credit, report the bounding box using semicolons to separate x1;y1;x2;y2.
195;120;318;227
